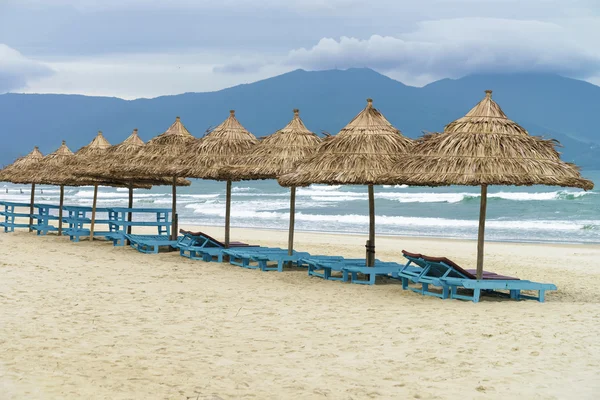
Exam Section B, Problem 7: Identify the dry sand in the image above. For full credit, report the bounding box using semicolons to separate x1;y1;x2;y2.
1;225;600;399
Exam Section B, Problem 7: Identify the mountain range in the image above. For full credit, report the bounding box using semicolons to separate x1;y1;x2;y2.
1;68;599;169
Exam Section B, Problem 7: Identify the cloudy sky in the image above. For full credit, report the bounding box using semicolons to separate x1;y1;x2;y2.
1;0;599;99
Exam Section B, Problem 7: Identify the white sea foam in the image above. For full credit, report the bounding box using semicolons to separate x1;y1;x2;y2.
180;194;220;199
185;203;600;232
232;187;255;192
383;184;409;189
308;184;341;191
73;191;165;199
296;189;595;204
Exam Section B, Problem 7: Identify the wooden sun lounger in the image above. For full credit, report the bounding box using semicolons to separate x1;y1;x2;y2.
301;257;403;284
0;202;60;234
301;257;357;281
396;250;556;302
176;229;256;262
126;234;181;254
342;262;413;285
108;207;172;246
432;277;557;303
224;247;312;272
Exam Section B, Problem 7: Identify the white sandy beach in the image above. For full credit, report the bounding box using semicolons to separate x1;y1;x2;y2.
1;225;600;399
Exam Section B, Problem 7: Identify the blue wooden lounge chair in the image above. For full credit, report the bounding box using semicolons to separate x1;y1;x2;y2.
0;202;60;234
176;229;257;262
432;277;557;303
396;250;556;302
107;207;172;246
61;206;115;242
342;262;410;285
223;247;312;272
126;234;181;254
0;201;33;232
301;257;402;284
300;256;355;281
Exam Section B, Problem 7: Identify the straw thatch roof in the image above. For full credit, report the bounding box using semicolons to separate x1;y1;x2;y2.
171;110;259;180
226;109;321;180
114;117;196;179
385;90;594;190
11;140;74;185
278;99;414;187
72;129;191;187
12;139;152;189
0;146;43;183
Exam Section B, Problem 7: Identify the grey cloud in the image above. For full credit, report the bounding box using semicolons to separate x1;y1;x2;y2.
0;44;55;92
284;18;600;81
3;1;598;58
213;61;264;74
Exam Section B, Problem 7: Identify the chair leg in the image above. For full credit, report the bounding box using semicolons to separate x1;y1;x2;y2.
339;269;347;281
401;277;408;290
442;286;449;299
539;290;546;303
473;289;481;303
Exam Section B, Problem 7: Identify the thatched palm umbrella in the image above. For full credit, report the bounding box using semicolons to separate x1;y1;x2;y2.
171;110;259;247
0;146;44;231
279;99;413;266
112;118;196;240
71;129;191;240
12;140;75;235
385;90;594;278
228;109;321;254
61;131;112;239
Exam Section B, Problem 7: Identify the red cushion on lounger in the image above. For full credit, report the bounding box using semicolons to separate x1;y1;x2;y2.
421;254;520;280
402;250;423;259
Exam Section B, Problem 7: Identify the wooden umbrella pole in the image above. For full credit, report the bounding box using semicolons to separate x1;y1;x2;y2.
225;180;232;248
476;184;488;280
171;176;178;241
28;183;36;232
89;184;98;241
58;185;64;236
368;184;375;267
288;186;296;256
127;184;133;236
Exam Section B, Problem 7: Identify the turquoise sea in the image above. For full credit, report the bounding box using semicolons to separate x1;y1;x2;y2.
1;170;598;244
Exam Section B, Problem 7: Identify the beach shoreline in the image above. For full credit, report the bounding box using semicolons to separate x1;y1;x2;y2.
1;227;600;399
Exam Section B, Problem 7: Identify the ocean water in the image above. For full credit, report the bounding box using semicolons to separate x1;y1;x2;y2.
1;171;599;244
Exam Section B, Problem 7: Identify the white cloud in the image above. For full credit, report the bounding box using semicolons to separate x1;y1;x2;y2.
284;18;600;84
0;44;55;92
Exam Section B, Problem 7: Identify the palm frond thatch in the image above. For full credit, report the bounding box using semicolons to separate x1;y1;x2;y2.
0;146;43;183
114;117;196;178
172;110;259;180
386;90;593;190
227;109;321;180
73;129;190;187
278;99;414;187
11;140;75;185
12;137;154;189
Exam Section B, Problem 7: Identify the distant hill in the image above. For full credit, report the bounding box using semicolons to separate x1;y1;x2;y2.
1;68;599;169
